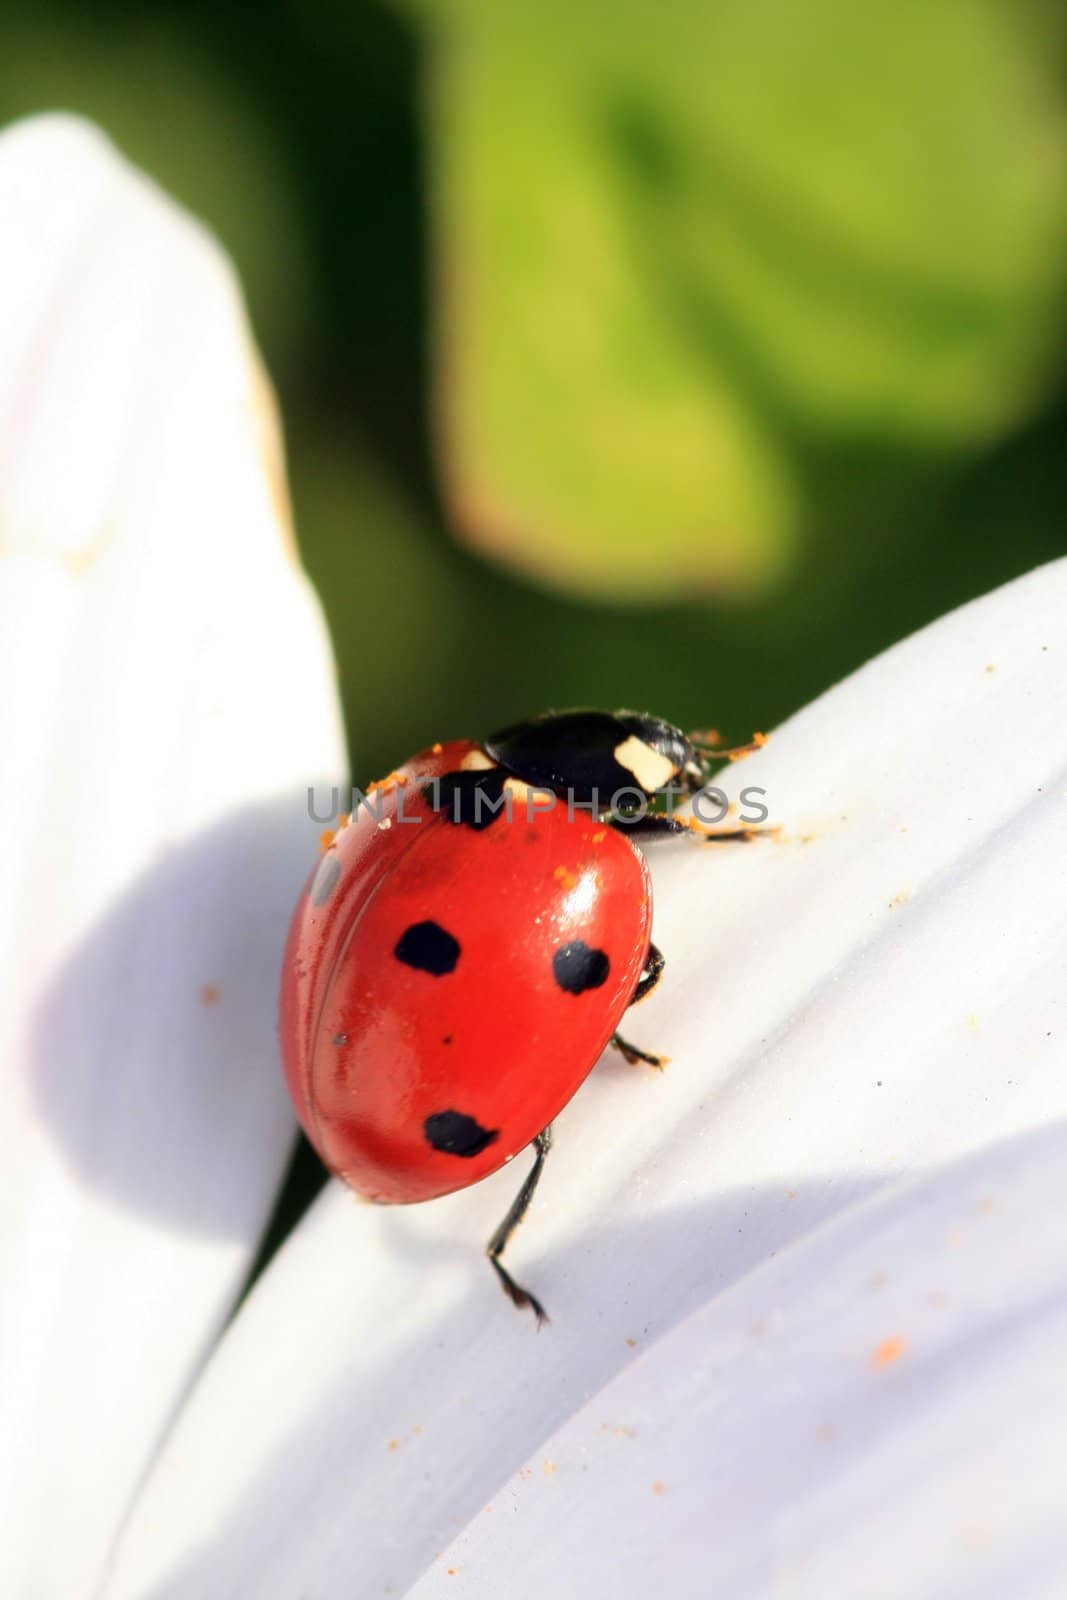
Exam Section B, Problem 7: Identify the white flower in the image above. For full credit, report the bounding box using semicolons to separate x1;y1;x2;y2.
2;115;1066;1600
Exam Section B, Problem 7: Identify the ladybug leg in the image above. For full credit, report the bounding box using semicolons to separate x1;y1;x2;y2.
611;942;667;1068
695;826;762;845
487;1125;553;1326
615;813;759;844
632;941;664;1002
611;1033;665;1069
609;813;690;838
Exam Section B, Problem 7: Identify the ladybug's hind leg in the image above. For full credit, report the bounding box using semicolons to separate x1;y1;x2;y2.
487;1125;553;1325
612;942;667;1069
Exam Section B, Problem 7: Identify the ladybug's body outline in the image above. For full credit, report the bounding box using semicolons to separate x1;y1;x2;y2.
280;709;751;1322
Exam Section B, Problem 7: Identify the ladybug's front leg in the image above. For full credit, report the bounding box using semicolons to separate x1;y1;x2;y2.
487;1125;553;1325
616;813;760;844
611;941;667;1068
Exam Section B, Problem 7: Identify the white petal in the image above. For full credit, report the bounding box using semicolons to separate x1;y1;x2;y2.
0;115;345;1598
411;1122;1067;1599
101;555;1067;1599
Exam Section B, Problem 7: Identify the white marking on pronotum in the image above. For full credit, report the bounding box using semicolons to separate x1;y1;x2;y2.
460;749;496;771
503;776;555;812
613;735;677;792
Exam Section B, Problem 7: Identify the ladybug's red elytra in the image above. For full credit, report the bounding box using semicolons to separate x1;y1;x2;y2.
280;708;756;1323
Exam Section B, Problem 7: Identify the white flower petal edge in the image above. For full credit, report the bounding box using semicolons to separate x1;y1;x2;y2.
102;556;1067;1600
0;115;345;1599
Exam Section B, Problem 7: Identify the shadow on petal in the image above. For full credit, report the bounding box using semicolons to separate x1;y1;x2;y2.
29;791;318;1239
103;1169;882;1600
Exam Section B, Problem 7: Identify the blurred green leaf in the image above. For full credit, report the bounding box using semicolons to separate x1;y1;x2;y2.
404;0;1067;601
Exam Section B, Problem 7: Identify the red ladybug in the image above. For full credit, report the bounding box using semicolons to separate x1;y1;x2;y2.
280;709;751;1322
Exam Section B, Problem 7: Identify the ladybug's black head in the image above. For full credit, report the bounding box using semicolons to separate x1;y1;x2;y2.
484;708;705;806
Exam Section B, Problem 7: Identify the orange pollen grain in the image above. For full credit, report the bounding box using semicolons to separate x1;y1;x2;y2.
592;829;607;844
553;865;579;890
432;741;443;754
366;769;407;795
318;829;336;852
870;1334;907;1370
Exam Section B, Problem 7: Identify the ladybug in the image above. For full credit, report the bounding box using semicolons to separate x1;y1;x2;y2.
280;708;754;1323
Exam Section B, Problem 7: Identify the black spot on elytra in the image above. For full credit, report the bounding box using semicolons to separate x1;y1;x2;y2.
425;768;508;830
553;940;610;995
394;920;461;976
424;1109;499;1158
442;1034;454;1045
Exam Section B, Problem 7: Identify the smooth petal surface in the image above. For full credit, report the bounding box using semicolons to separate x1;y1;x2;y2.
0;116;344;1596
103;557;1067;1598
413;1123;1067;1599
